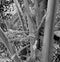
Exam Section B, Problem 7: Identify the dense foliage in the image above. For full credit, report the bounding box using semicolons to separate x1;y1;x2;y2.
0;0;60;62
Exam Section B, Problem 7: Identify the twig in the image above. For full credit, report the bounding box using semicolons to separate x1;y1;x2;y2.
36;12;47;32
13;0;26;31
18;44;30;53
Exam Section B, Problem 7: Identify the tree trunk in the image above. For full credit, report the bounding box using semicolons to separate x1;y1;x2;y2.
41;0;57;62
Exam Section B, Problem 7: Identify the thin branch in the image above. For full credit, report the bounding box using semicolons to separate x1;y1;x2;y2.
37;12;47;32
13;0;26;31
17;44;30;53
24;0;36;34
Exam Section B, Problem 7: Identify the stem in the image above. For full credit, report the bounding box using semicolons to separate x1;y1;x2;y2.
13;0;26;31
41;0;57;62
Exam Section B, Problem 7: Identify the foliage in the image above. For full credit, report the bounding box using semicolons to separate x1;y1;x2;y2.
0;0;57;62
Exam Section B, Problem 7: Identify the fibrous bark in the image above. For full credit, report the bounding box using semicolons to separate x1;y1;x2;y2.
41;0;57;62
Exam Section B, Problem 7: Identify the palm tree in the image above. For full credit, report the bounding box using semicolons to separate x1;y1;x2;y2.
41;0;57;62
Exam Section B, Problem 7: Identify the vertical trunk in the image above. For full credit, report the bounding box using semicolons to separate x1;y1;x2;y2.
41;0;56;62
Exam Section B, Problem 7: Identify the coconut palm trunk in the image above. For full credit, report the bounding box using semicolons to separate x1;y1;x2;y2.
41;0;57;62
